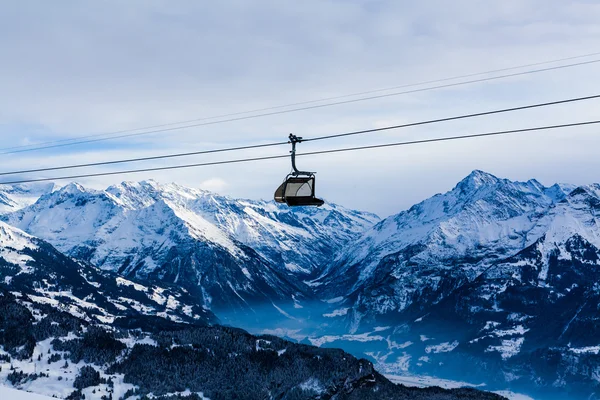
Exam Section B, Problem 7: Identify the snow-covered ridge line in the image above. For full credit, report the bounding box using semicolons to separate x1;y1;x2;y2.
1;179;378;270
0;179;378;314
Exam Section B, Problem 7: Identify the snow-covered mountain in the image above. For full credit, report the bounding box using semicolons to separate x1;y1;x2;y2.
2;172;600;398
1;180;378;316
317;170;593;320
0;220;217;326
308;170;600;398
404;231;600;398
0;285;503;400
0;224;501;400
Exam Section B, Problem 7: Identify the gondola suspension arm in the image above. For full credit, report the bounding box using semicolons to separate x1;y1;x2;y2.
289;134;313;176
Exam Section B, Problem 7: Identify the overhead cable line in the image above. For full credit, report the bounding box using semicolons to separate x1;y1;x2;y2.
3;50;600;154
0;141;288;176
303;93;600;142
2;58;600;156
1;93;599;177
1;120;598;185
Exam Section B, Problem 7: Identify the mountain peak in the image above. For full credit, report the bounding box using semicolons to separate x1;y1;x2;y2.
59;182;88;194
139;179;161;189
455;170;499;192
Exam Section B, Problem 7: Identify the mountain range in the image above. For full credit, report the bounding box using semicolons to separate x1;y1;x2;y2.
1;180;377;319
310;170;600;399
0;215;502;400
1;171;599;399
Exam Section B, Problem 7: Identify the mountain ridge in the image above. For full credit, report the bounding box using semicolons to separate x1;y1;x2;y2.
305;170;600;399
0;221;504;400
0;179;378;317
1;171;600;398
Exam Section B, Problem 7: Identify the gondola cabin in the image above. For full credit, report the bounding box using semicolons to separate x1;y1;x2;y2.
274;175;324;207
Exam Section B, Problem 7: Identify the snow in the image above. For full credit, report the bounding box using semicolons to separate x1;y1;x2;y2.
291;295;303;309
486;337;525;360
507;313;530;322
2;179;378;289
0;386;54;400
387;339;412;350
25;288;127;324
373;326;391;332
0;183;58;214
492;391;535;400
324;171;600;323
271;303;297;320
324;296;344;304
116;276;147;292
308;332;385;348
119;335;158;348
425;341;459;354
298;378;325;394
0;334;163;400
168;201;243;258
0;221;38;267
393;353;411;372
241;267;252;280
285;263;309;274
323;307;349;317
569;345;600;354
7;260;197;326
146;389;209;399
385;374;485;389
1;338;84;399
483;321;501;330
492;326;529;337
386;375;533;399
255;339;272;351
260;328;306;342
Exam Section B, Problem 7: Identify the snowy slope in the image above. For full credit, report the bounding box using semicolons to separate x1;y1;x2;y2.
1;180;378;314
2;180;377;277
389;230;600;399
0;386;54;400
0;221;217;326
317;171;598;316
2;171;597;397
105;180;379;274
0;220;39;269
0;288;501;400
321;171;562;285
303;170;600;399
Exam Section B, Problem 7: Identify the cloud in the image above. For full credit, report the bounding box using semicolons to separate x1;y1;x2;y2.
1;1;600;216
199;178;229;193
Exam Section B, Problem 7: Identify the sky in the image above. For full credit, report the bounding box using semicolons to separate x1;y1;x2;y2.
1;0;600;217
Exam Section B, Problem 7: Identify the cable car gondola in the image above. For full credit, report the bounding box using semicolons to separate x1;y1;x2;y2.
274;134;324;207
